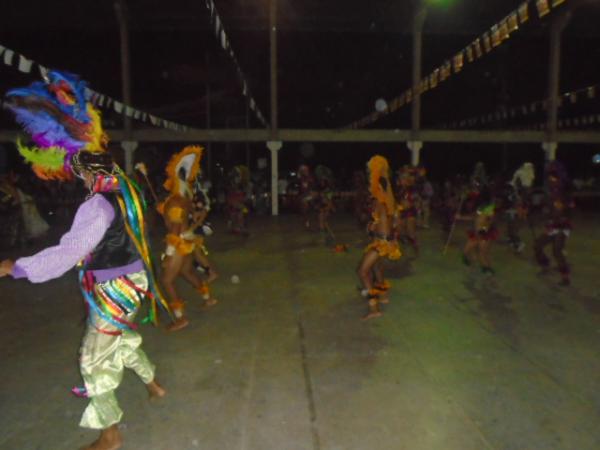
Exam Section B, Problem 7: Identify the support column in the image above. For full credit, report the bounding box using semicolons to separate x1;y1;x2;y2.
411;5;427;137
544;11;571;162
267;140;282;216
114;0;133;144
268;0;280;217
205;52;213;181
121;140;138;174
542;142;557;162
410;4;426;168
407;141;423;166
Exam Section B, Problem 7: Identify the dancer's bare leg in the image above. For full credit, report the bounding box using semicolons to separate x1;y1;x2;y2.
80;425;122;450
181;256;218;307
463;239;477;265
372;260;389;304
161;253;189;331
358;250;383;320
407;217;419;255
194;249;218;283
161;253;184;302
479;240;492;269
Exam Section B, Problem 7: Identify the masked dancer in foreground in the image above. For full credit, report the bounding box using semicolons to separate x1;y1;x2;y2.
0;70;170;450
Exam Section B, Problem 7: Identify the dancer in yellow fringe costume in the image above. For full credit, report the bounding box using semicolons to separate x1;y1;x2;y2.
357;155;401;320
159;146;218;331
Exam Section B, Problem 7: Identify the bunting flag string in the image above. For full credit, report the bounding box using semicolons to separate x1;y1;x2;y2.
345;0;569;129
442;81;598;129
513;112;600;131
203;0;268;127
0;44;191;133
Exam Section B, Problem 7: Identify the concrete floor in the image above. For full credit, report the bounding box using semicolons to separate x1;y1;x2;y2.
0;213;599;450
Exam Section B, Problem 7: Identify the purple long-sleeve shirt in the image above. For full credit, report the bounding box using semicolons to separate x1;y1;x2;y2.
12;194;117;283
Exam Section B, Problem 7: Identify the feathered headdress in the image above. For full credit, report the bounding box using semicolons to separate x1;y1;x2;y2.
4;70;108;180
367;155;395;215
164;146;203;196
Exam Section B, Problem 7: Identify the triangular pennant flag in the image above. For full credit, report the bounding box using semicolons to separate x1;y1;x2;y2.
536;0;550;18
499;20;509;41
518;2;529;23
466;45;474;63
98;95;105;107
17;54;33;73
473;38;483;58
134;110;141;119
0;45;5;57
453;52;464;73
220;29;227;49
491;25;501;47
482;33;492;53
106;97;113;108
508;12;519;32
142;113;148;121
149;115;158;125
114;101;123;113
125;106;134;117
84;87;94;101
3;48;15;66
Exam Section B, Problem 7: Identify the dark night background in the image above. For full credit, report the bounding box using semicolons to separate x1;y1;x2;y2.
1;0;600;183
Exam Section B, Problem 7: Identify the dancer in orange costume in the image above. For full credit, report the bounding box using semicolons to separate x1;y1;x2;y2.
159;146;217;331
357;155;401;320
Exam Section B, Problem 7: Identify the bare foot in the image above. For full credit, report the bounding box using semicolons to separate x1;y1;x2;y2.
362;311;383;321
146;380;166;400
206;270;219;283
166;317;189;332
202;298;218;309
378;296;390;304
80;425;122;450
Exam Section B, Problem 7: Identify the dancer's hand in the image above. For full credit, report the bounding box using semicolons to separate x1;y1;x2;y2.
0;259;14;277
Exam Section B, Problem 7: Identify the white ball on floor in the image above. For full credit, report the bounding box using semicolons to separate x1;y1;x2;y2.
231;275;240;284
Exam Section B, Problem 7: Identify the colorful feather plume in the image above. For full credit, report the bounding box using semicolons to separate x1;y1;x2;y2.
5;70;108;180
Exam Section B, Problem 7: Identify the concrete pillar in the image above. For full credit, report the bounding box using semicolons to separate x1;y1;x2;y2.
407;140;423;166
121;140;138;174
267;140;282;216
542;142;557;162
411;5;427;137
